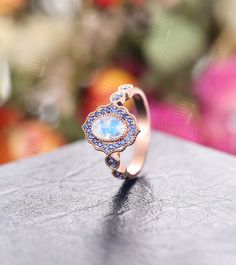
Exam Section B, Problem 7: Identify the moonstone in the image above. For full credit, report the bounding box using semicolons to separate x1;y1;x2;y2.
92;116;126;141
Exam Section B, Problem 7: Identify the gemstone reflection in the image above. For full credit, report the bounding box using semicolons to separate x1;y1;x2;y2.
92;115;126;141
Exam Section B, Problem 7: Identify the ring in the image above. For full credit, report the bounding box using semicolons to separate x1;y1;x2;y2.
82;84;151;180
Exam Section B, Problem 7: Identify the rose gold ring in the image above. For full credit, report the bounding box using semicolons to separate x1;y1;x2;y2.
82;84;151;180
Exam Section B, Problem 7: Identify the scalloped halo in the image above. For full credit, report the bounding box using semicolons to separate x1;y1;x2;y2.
82;103;140;155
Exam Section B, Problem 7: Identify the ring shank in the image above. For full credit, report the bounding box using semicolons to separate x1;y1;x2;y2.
116;87;151;179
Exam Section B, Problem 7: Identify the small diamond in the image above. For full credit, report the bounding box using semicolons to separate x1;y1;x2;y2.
89;116;95;122
128;131;134;136
113;171;126;179
118;84;133;91
105;156;120;170
126;135;131;141
109;105;115;112
111;94;119;101
110;92;124;103
128;118;133;123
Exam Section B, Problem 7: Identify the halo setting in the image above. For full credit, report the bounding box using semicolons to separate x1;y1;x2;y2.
82;84;150;180
82;103;140;155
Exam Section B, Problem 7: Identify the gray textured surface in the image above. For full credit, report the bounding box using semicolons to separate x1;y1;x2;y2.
0;132;236;265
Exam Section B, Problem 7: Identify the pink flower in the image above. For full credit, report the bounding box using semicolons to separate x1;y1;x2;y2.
202;110;236;155
149;98;203;143
195;56;236;113
195;55;236;154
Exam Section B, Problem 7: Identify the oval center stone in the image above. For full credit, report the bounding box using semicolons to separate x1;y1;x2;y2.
92;115;126;141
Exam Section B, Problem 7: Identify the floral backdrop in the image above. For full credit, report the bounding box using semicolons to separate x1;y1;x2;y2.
0;0;236;164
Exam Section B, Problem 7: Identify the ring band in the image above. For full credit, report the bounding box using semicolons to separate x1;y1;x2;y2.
82;84;151;180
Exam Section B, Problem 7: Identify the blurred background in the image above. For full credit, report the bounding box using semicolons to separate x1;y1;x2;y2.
0;0;236;164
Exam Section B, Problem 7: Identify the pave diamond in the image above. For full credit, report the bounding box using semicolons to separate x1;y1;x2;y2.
111;93;122;101
110;92;125;104
118;84;133;91
92;115;126;141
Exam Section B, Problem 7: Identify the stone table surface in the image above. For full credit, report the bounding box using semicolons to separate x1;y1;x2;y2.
0;132;236;265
